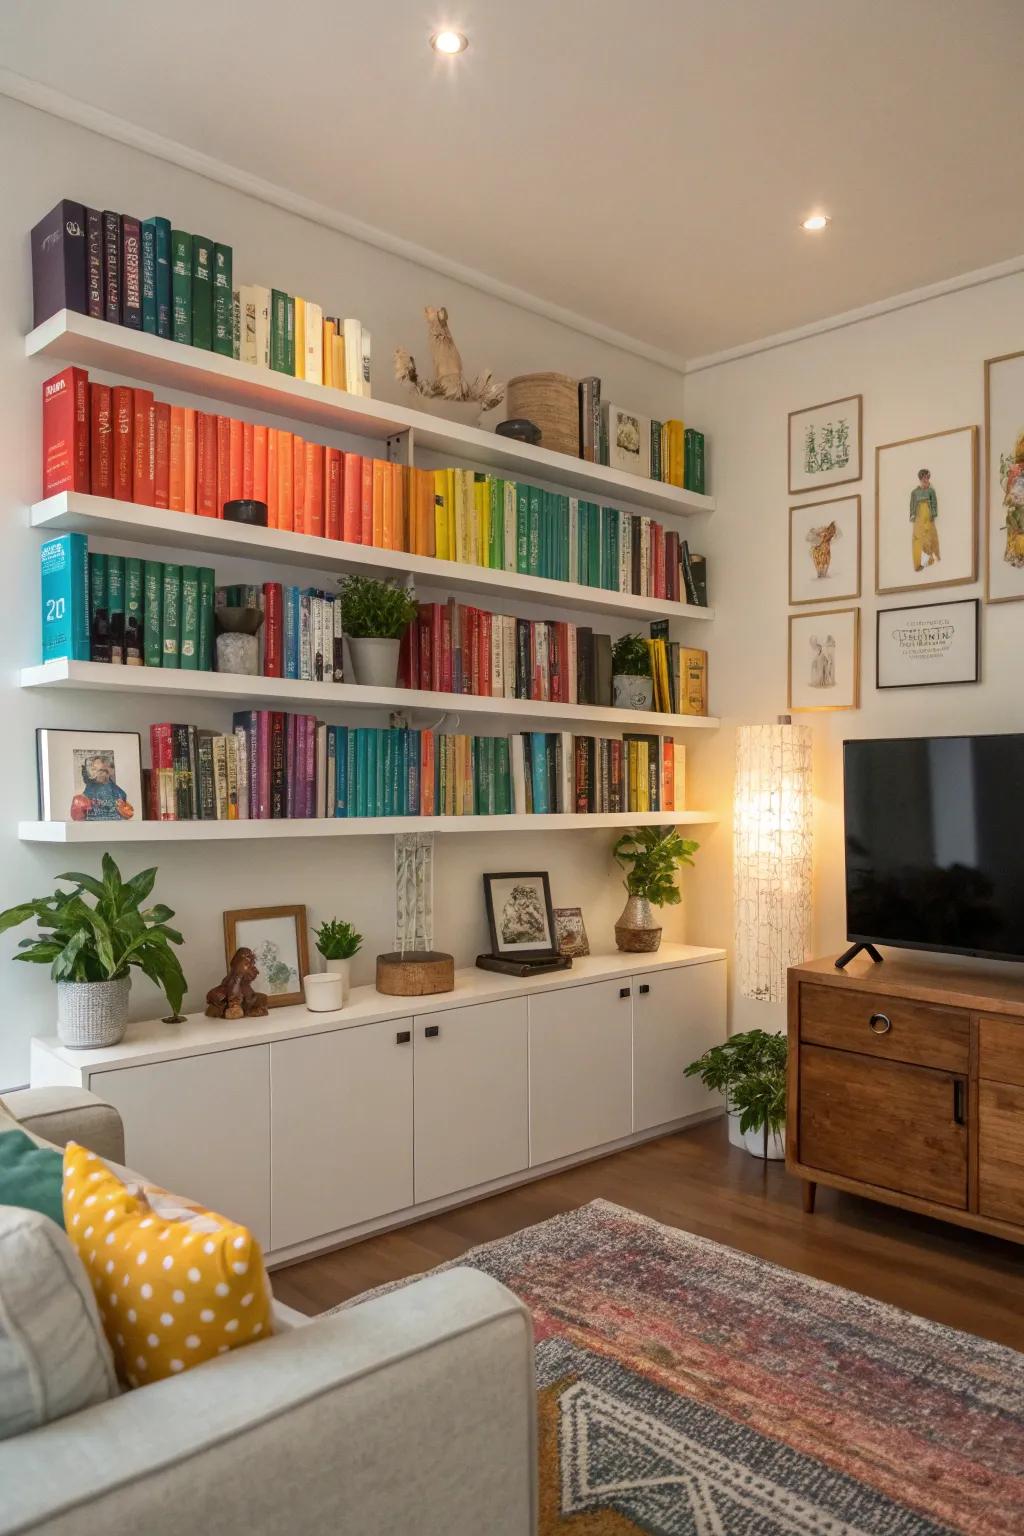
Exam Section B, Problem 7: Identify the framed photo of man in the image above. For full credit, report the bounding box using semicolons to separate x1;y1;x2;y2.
875;426;977;595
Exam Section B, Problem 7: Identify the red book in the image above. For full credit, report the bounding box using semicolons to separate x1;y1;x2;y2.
303;442;324;538
183;408;196;514
342;453;362;542
324;448;342;539
153;402;171;509
431;605;443;692
131;388;155;506
229;417;244;502
441;601;453;693
479;610;492;697
654;523;666;599
241;421;255;500
467;608;479;696
168;405;185;511
195;412;218;516
662;740;674;812
43;366;91;498
418;612;433;690
106;385;129;501
149;723;175;821
215;415;231;515
263;583;283;677
266;429;279;528
253;425;268;504
277;432;294;531
292;435;306;534
89;382;113;498
360;457;374;544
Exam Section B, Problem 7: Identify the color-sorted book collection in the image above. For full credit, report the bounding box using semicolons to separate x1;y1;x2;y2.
30;199;370;394
578;378;707;493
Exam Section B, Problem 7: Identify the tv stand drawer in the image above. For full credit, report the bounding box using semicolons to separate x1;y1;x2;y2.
799;983;969;1072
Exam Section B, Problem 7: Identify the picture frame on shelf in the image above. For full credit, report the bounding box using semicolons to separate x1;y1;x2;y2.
984;349;1024;603
483;872;557;957
553;906;590;958
36;727;142;823
223;904;309;1008
787;606;860;712
875;426;977;595
604;404;652;479
876;598;980;689
788;495;861;605
788;395;862;495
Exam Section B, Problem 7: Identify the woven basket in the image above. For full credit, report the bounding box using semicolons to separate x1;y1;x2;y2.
506;373;579;457
57;977;130;1049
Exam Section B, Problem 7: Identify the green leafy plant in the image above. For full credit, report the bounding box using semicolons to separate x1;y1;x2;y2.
684;1029;787;1153
338;574;419;639
611;633;651;677
0;853;187;1017
612;826;698;906
314;918;363;961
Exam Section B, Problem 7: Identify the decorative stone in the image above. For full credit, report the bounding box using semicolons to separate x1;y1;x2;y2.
216;632;260;676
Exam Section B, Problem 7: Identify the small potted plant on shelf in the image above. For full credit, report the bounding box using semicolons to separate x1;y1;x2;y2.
684;1030;787;1160
307;918;363;1011
611;633;653;711
611;827;698;952
339;574;419;689
0;853;187;1049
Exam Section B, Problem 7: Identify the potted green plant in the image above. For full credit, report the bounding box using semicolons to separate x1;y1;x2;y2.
611;827;698;951
611;633;653;711
0;854;187;1049
339;574;419;689
684;1030;787;1159
310;918;363;1008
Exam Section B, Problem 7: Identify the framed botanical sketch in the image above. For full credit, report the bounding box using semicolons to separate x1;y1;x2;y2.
36;727;142;822
483;872;556;957
875;426;977;594
553;907;590;958
788;495;861;604
876;598;980;689
788;395;862;495
984;350;1024;603
788;607;860;711
223;904;309;1008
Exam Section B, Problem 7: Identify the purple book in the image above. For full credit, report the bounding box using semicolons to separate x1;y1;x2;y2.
256;711;270;819
85;208;103;318
305;715;316;817
30;199;88;326
120;216;142;329
286;714;297;818
102;210;120;324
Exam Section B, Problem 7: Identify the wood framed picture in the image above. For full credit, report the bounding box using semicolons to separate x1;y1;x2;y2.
984;349;1024;603
875;425;977;595
553;907;590;958
483;872;556;957
223;904;309;1008
876;598;980;689
36;727;142;823
788;495;861;604
788;395;862;495
788;607;860;712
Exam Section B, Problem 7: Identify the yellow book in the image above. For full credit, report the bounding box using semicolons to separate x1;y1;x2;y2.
453;470;468;563
680;648;708;715
637;741;650;812
475;476;489;567
331;334;345;392
294;297;306;380
627;740;638;812
445;468;457;559
323;320;336;387
665;420;685;488
433;469;450;561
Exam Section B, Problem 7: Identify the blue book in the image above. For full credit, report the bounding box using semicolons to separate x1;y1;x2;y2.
140;221;158;334
382;730;395;815
41;533;90;662
368;730;380;816
284;586;300;679
531;732;549;813
406;730;418;814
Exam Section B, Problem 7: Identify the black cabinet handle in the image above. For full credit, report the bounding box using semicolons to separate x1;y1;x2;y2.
619;986;631;999
424;1024;440;1038
953;1080;966;1126
396;1030;411;1045
639;983;650;995
868;1012;892;1035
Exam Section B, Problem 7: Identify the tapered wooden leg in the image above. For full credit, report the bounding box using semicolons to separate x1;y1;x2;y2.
802;1180;817;1214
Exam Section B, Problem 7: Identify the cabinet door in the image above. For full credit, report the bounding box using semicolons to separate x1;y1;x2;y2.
93;1047;270;1245
633;960;726;1132
270;1021;413;1251
978;1079;1024;1226
414;999;528;1205
799;1045;967;1209
530;979;633;1166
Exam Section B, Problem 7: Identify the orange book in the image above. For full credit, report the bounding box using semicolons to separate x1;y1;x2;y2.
324;448;342;539
132;388;155;506
266;428;279;528
215;415;231;516
420;731;435;815
360;456;373;544
229;417;244;503
394;463;408;551
342;453;362;542
292;435;306;534
419;468;436;557
183;407;196;513
253;424;268;504
112;386;133;500
241;422;255;500
196;411;218;516
304;441;324;538
277;431;294;532
373;457;387;547
168;405;186;511
153;401;171;509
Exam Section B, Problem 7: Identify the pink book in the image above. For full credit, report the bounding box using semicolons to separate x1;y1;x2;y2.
256;712;270;819
285;715;297;818
305;716;317;818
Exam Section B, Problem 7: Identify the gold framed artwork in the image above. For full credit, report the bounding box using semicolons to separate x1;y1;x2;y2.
788;395;862;495
223;904;309;1008
874;426;977;595
984;350;1024;603
787;606;860;712
788;495;861;605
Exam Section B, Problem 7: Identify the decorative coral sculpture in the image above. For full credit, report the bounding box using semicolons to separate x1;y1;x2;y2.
394;306;505;413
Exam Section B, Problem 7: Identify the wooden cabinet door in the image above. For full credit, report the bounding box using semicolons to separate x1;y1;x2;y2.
633;960;727;1132
94;1047;271;1246
529;979;633;1166
978;1079;1024;1226
413;999;528;1205
270;1021;413;1251
799;1045;967;1209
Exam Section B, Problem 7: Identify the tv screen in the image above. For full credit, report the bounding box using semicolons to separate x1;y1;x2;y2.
843;734;1024;962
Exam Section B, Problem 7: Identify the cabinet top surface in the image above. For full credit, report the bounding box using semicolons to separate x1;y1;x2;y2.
32;944;725;1074
792;953;1024;1018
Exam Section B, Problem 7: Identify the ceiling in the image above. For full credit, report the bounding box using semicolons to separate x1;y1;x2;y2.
3;0;1021;362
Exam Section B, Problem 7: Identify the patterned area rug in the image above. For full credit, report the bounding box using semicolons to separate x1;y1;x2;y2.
336;1200;1024;1535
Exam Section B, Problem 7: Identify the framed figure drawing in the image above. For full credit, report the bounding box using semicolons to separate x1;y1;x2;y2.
788;395;862;495
788;607;860;711
789;495;861;604
876;598;979;689
984;350;1024;603
483;872;556;957
875;426;977;594
223;904;309;1008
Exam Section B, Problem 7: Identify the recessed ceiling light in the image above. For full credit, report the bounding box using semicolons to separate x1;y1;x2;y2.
431;29;468;54
801;214;830;232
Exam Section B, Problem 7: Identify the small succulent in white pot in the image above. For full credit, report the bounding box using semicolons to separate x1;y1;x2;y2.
313;918;363;1005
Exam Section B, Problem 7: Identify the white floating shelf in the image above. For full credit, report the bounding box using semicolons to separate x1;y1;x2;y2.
31;493;715;625
19;810;719;844
27;312;713;519
21;659;720;734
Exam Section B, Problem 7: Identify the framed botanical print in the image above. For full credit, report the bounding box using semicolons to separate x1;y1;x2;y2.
223;904;309;1008
789;495;861;604
875;426;977;594
984;350;1024;603
36;728;143;822
483;872;556;957
788;395;862;495
876;598;980;689
788;607;860;712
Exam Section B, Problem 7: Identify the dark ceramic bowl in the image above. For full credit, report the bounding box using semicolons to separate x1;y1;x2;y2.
495;418;542;446
223;499;269;525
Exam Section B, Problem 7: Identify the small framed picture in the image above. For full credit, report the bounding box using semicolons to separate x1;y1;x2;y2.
37;728;143;822
483;872;556;957
788;395;862;495
605;404;652;479
553;907;590;958
984;349;1024;604
875;426;977;594
223;905;309;1008
789;495;861;604
876;598;980;689
788;607;860;712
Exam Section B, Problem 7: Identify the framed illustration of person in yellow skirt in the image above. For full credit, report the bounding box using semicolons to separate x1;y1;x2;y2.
875;426;977;595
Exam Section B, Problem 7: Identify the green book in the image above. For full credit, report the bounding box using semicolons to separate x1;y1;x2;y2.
161;563;181;668
179;566;199;669
494;737;510;814
88;552;110;663
270;290;289;372
143;561;163;667
106;554;125;664
285;295;296;375
140;221;157;335
212;243;233;356
489;479;504;570
516;484;530;574
125;557;143;665
198;567;215;671
528;486;542;577
170;230;192;345
191;235;213;350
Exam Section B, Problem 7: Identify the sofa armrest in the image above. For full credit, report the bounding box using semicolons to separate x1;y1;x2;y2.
0;1266;537;1536
2;1087;125;1163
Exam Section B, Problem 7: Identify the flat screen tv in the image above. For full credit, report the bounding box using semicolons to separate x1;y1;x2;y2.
843;733;1024;963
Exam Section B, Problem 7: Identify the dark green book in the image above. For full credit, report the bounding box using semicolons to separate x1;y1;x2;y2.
198;567;215;671
516;483;530;574
153;217;171;338
270;290;289;372
161;563;181;668
143;561;163;667
140;221;157;334
179;566;199;669
191;235;213;350
494;736;511;814
88;552;110;663
212;243;233;356
125;557;143;665
106;554;125;664
170;230;192;345
285;295;296;375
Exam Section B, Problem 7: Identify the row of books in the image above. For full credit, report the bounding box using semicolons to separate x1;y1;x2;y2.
147;718;688;821
220;583;344;684
30;200;370;394
578;379;708;493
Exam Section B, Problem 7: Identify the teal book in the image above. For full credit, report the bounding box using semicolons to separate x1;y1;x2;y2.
530;733;548;813
170;230;191;344
374;728;385;815
334;725;348;816
578;502;589;585
198;567;215;670
587;504;601;588
609;508;620;592
143;560;163;667
191;235;213;349
106;555;125;664
179;566;199;669
40;533;90;663
161;563;181;668
140;221;157;334
212;243;233;356
516;483;530;574
346;729;357;817
382;730;394;815
270;290;289;372
125;557;143;665
358;729;371;817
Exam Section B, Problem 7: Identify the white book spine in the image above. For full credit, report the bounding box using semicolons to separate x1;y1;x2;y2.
640;517;651;597
305;302;324;387
252;286;272;369
299;594;312;681
238;285;258;366
559;730;573;814
343;319;362;394
360;327;372;398
535;622;549;702
510;732;527;814
234;726;250;819
333;591;345;682
491;615;503;698
503;615;516;699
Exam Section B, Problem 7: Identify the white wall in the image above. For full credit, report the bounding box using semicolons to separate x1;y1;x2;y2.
0;95;705;1086
684;270;1024;1037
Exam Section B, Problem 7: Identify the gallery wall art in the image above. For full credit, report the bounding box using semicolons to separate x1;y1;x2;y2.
875;426;977;595
876;598;980;689
984;350;1024;604
787;606;860;711
789;494;861;604
788;395;862;495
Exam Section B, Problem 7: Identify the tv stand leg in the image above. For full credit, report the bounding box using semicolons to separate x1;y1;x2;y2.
802;1180;817;1214
835;942;883;971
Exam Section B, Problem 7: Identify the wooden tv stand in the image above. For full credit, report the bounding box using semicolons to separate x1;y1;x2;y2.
787;954;1024;1245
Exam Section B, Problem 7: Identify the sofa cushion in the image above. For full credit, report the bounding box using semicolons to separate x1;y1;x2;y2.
0;1204;118;1440
0;1122;64;1227
63;1142;274;1387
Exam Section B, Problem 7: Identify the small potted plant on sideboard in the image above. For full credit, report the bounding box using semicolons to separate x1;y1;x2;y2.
339;573;419;689
312;917;363;1006
611;826;698;952
684;1030;787;1159
611;633;653;711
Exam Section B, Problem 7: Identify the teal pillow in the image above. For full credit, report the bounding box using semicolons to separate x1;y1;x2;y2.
0;1129;64;1228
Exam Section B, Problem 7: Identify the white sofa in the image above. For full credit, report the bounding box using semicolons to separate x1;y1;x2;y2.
0;1088;538;1536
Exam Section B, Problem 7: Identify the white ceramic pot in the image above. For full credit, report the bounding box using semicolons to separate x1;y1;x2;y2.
613;674;653;711
740;1121;786;1161
727;1107;746;1149
348;636;401;690
57;977;130;1050
323;956;351;1003
304;972;344;1013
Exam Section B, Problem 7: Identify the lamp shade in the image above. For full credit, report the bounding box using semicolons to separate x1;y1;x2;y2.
734;723;813;1002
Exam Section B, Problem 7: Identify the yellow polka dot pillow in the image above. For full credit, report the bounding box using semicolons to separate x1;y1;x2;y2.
62;1142;273;1387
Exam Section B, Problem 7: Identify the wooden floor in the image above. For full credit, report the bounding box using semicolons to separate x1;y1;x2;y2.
272;1119;1024;1351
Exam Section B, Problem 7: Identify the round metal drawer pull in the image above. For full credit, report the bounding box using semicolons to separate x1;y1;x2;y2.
868;1012;892;1035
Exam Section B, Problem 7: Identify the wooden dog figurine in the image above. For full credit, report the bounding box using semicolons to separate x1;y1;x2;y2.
205;947;269;1019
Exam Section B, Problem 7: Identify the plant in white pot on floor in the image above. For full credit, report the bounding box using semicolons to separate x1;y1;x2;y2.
311;917;363;1008
339;573;419;689
684;1030;787;1159
0;853;187;1048
611;633;653;710
611;826;698;952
